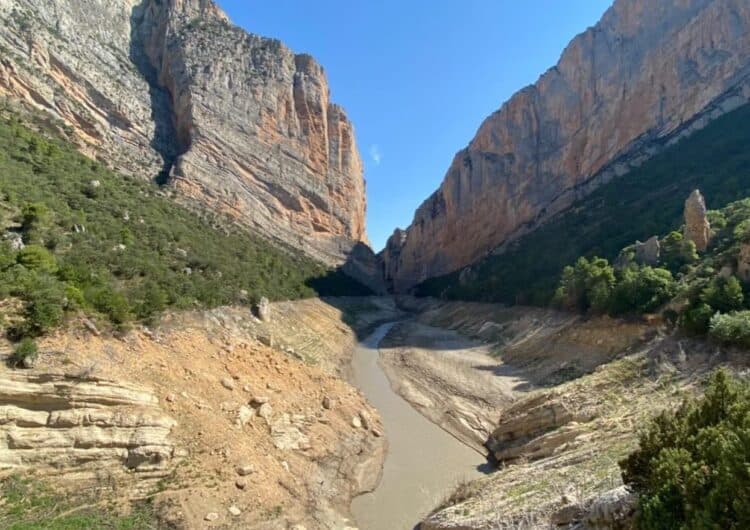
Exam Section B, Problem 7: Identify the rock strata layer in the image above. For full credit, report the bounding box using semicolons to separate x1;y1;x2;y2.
0;372;177;491
385;0;750;291
0;0;369;266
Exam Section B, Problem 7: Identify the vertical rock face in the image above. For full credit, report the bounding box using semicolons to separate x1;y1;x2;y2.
385;0;750;291
634;236;660;265
684;190;711;251
0;0;368;265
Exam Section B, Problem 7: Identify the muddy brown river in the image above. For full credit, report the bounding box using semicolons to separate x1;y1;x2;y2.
350;323;485;530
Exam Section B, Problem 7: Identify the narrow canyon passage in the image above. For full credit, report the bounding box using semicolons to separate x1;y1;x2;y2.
350;323;486;530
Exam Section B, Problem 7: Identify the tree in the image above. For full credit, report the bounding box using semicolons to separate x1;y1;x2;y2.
610;266;676;315
701;276;744;313
709;311;750;347
16;245;57;274
620;370;750;530
660;231;698;274
553;257;615;313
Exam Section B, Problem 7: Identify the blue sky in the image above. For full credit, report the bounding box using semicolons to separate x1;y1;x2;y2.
217;1;612;251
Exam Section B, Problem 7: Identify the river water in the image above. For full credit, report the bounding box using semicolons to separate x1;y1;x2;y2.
350;323;486;530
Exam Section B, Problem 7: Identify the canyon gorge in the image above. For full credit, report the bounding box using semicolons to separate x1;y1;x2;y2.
2;0;750;529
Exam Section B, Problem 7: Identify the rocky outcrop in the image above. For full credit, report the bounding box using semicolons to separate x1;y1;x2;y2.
385;0;750;290
634;236;660;265
737;242;750;281
0;371;177;492
684;189;711;251
486;393;595;463
0;0;369;266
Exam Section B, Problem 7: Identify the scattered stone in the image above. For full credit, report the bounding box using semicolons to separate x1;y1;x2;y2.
175;247;188;258
235;479;247;490
205;512;219;522
242;384;252;392
82;318;100;336
89;179;101;188
684;189;711;251
371;428;383;437
4;232;24;250
584;486;637;527
220;378;235;390
253;297;271;322
228;505;241;516
258;403;273;420
236;464;255;476
281;460;290;472
358;410;371;429
21;354;37;369
165;393;176;403
351;415;362;429
322;396;332;409
251;395;269;406
257;334;273;348
235;405;255;427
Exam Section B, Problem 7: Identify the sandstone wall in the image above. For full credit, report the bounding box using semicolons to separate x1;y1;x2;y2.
0;0;369;266
386;0;750;290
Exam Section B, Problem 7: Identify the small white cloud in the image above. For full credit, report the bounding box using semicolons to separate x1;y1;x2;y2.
369;144;382;165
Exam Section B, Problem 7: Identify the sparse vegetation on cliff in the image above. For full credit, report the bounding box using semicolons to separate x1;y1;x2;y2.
0;116;370;341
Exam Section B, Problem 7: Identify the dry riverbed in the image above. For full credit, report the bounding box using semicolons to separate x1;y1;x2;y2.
378;320;526;451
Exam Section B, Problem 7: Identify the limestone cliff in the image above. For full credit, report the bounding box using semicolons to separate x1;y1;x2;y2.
0;0;369;266
385;0;750;291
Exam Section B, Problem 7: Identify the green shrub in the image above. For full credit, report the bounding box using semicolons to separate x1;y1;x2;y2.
660;231;698;274
700;276;744;313
552;257;615;313
708;311;750;348
679;303;715;335
620;370;750;529
9;338;37;368
16;245;57;274
609;266;676;315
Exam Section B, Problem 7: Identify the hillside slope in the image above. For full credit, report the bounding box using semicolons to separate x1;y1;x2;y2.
0;0;373;272
384;0;750;292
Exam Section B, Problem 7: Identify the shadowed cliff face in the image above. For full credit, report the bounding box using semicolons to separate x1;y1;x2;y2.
0;0;370;268
385;0;750;291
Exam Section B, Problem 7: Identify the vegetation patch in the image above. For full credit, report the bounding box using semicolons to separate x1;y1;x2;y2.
620;369;750;529
0;115;370;342
0;476;157;529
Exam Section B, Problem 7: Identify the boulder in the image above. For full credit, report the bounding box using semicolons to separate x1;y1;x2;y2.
634;236;660;265
684;190;711;252
254;297;271;322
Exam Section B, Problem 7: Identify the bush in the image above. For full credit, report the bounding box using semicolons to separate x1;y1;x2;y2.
620;370;750;529
16;245;57;274
700;276;744;313
708;311;750;347
679;303;715;335
9;338;38;368
552;257;615;313
609;266;676;315
660;231;698;274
